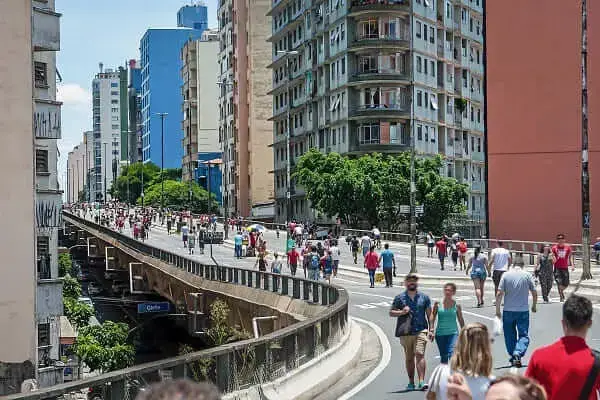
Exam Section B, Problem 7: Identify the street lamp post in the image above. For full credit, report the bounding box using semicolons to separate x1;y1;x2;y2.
156;113;168;211
581;0;592;280
277;50;299;240
76;159;80;203
409;3;417;273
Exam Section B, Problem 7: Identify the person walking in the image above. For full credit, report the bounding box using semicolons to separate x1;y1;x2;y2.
458;238;468;271
427;232;435;258
495;259;538;368
287;245;300;276
551;233;574;302
436;236;448;270
255;249;268;272
427;323;493;400
535;244;554;303
329;240;341;277
364;245;380;288
450;239;460;271
466;246;490;308
351;236;360;264
525;294;600;400
234;231;243;259
430;283;465;364
361;233;372;260
490;240;512;298
380;243;396;287
307;246;321;281
321;249;334;284
390;274;433;391
188;227;196;255
181;223;189;248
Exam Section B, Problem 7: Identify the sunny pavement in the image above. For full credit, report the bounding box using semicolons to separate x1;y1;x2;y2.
104;220;600;399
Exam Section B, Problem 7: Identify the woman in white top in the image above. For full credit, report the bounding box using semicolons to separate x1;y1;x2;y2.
427;322;493;400
427;232;435;258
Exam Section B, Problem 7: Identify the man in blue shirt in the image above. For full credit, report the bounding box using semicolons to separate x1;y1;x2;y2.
380;243;396;288
234;231;243;259
389;274;432;391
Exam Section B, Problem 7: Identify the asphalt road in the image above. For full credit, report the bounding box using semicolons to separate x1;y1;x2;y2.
90;218;600;399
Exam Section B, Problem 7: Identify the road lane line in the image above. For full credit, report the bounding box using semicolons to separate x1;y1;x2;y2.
349;292;495;321
338;317;391;400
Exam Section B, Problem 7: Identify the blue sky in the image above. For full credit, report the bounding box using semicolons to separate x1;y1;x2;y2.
56;0;217;184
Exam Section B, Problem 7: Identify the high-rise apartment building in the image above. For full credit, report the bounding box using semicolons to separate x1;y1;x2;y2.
140;5;207;169
218;0;274;217
268;0;485;224
91;67;124;202
67;131;93;204
0;0;64;391
486;0;600;241
181;33;220;182
127;59;143;163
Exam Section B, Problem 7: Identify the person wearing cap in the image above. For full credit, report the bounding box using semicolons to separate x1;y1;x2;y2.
551;233;574;303
390;274;433;391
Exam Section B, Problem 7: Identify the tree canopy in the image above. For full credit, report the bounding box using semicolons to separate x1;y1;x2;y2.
293;150;468;233
74;321;134;373
138;180;219;214
110;162;161;204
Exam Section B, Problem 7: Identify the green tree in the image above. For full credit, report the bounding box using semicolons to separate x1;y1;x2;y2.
293;150;468;232
62;274;82;300
151;168;182;185
64;297;94;329
74;321;134;373
58;253;73;277
110;162;160;203
139;179;219;213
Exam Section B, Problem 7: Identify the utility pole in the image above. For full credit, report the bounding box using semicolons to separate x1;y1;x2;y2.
156;113;168;211
103;142;107;204
581;0;592;280
409;0;417;274
207;161;212;214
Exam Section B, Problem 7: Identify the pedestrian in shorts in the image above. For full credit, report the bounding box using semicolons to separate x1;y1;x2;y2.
551;233;574;302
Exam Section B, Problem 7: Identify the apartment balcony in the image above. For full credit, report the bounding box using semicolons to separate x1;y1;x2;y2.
349;0;410;16
349;33;410;52
37;275;63;320
453;113;463;128
34;100;62;140
349;103;410;120
33;7;61;51
349;69;410;85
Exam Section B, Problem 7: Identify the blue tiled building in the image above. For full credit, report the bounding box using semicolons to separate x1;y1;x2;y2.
194;152;223;205
140;5;207;169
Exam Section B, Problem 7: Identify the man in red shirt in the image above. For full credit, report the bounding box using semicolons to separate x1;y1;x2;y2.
435;237;448;271
364;245;380;288
552;233;574;302
287;245;300;277
525;294;600;400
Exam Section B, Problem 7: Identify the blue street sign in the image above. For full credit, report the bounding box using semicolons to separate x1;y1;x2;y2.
137;302;170;314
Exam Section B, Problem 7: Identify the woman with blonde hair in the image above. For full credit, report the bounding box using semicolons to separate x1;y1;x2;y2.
427;323;493;400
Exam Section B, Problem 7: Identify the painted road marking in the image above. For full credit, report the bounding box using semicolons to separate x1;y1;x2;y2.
338;317;392;400
350;292;495;321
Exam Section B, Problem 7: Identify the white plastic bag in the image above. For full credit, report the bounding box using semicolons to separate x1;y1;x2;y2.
493;316;503;337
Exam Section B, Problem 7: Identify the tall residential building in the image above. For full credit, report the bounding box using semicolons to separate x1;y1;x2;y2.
140;4;207;169
67;131;93;204
218;0;274;218
127;59;143;163
1;0;64;391
268;0;485;224
91;67;124;202
181;34;220;182
487;1;599;241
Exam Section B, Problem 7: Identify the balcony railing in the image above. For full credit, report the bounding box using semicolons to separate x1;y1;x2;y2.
356;32;409;42
37;256;52;280
350;0;410;13
351;68;409;82
350;103;410;119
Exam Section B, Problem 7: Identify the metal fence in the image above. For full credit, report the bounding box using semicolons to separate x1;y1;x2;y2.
6;213;348;399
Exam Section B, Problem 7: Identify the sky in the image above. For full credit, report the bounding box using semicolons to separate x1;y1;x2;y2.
55;0;218;190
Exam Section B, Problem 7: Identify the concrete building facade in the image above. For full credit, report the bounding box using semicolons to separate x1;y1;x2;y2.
91;68;123;202
181;35;220;182
218;0;274;217
67;131;93;204
486;0;600;242
0;0;64;392
0;1;37;393
268;0;485;224
140;5;207;169
127;59;143;164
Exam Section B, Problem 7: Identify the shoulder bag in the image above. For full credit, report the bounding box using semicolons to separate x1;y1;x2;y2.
579;350;600;400
394;295;412;337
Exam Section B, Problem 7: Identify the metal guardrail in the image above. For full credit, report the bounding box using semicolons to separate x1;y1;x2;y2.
7;212;348;399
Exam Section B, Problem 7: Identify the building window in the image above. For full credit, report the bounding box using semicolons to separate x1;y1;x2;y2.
111;99;118;104
34;62;48;87
417;90;422;107
416;56;422;73
358;124;380;144
423;23;428;41
417;125;423;140
37;236;51;279
424;59;428;75
416;21;422;38
111;82;118;87
112;124;119;129
111;91;119;96
430;60;435;76
429;27;435;44
35;149;49;173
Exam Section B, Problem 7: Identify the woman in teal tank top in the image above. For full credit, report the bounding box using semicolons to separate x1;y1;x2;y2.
430;283;465;363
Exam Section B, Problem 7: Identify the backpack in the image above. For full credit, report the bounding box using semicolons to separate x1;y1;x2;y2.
311;254;320;269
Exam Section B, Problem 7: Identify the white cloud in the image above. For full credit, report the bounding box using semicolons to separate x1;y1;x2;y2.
57;83;91;108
